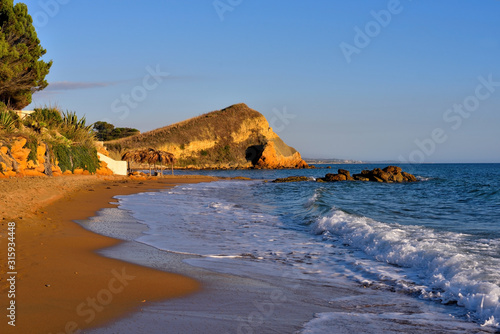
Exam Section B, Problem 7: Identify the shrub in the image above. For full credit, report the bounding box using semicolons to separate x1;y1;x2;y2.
51;143;100;173
60;111;95;146
0;111;15;132
24;107;63;130
26;135;38;163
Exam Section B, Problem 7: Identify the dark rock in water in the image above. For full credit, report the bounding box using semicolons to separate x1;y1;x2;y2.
402;172;417;182
337;169;354;180
275;166;418;184
383;165;402;174
353;175;370;181
393;172;404;183
372;168;391;182
325;166;418;183
324;173;347;182
272;176;311;183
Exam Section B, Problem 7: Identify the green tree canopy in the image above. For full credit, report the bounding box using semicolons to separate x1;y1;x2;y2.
0;0;52;109
93;121;140;141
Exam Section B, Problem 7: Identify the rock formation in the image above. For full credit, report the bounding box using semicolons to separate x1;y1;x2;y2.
317;166;418;183
272;176;311;183
106;103;308;169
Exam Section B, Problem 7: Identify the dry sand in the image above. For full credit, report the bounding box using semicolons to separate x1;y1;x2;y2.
0;175;216;334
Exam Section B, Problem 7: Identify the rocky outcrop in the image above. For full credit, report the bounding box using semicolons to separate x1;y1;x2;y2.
317;166;417;183
0;137;113;178
106;103;308;169
272;176;310;183
252;141;308;169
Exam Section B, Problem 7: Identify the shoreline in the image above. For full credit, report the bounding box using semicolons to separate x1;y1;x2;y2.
78;181;489;334
0;175;217;333
1;175;493;333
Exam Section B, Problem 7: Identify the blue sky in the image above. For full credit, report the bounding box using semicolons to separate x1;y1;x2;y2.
19;0;500;162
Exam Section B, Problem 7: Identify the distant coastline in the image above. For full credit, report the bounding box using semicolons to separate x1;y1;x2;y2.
304;158;365;164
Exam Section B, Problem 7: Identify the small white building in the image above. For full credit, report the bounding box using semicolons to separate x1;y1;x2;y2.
14;110;35;119
97;153;128;175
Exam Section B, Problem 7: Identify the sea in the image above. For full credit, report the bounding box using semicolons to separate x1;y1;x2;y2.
86;163;500;333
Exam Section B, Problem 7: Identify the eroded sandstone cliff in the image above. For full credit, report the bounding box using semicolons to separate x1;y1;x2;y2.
106;103;308;169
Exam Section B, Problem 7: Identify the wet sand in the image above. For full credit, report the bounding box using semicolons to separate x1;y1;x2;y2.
0;175;216;334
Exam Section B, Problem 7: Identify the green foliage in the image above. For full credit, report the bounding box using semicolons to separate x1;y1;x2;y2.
51;143;71;172
200;150;208;156
62;111;90;129
93;121;114;140
26;135;38;162
22;107;95;145
24;107;63;130
92;121;139;141
71;145;99;173
0;104;102;175
60;111;95;146
0;110;15;132
0;0;52;109
51;143;99;173
7;109;21;128
108;127;139;140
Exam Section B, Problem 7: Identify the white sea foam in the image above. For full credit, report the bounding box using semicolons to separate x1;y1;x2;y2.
416;175;433;181
311;209;500;327
300;311;488;334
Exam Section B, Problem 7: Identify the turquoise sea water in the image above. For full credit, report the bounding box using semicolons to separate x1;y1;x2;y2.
118;163;500;331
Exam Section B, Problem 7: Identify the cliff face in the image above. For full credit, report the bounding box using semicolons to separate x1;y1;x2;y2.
106;103;308;169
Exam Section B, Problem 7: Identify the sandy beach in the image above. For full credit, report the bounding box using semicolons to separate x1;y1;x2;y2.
0;175;216;334
0;174;493;334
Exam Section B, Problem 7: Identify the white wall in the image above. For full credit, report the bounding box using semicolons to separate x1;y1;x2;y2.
97;153;128;175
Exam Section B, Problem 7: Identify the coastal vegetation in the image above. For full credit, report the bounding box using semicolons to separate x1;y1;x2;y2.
0;1;109;177
0;0;52;109
92;121;140;141
0;106;106;176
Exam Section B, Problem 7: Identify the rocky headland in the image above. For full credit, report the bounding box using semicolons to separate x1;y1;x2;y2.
105;103;308;170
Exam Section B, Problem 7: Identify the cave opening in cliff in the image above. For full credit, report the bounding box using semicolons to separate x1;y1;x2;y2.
245;145;265;166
